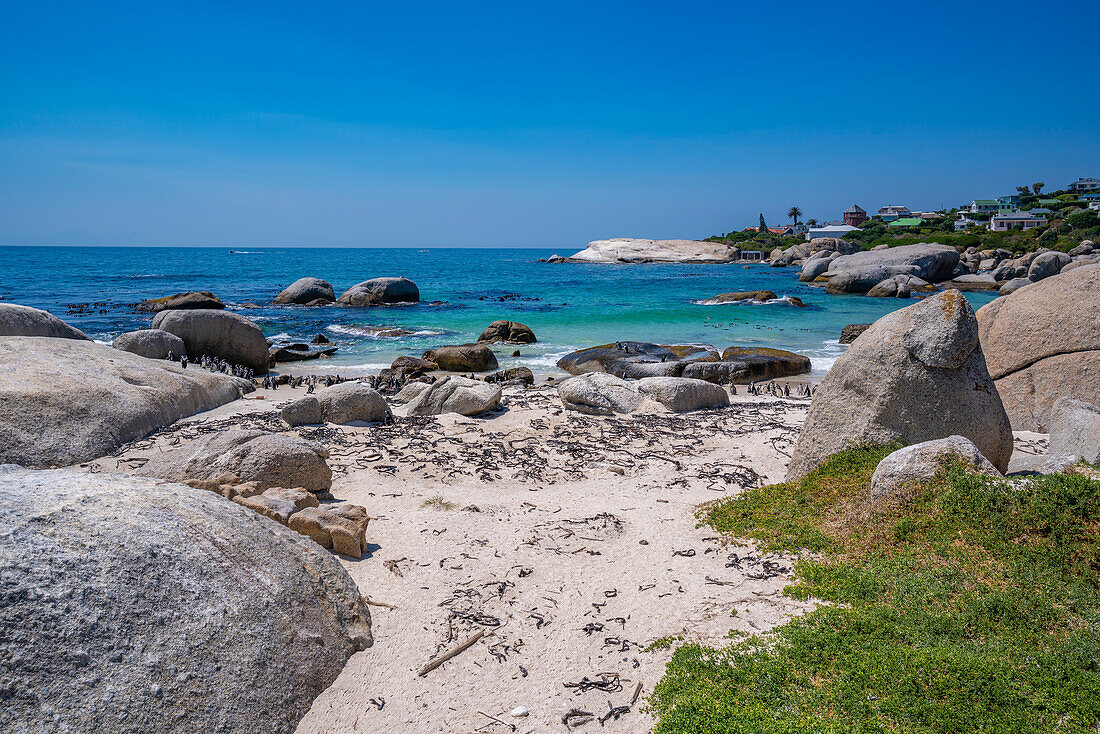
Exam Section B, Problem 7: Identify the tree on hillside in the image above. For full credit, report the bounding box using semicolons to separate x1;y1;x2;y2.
1033;182;1045;195
1016;186;1031;197
759;213;768;232
807;218;818;227
787;206;802;224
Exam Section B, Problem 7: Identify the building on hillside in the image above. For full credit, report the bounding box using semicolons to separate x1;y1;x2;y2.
969;199;1014;214
1028;208;1052;216
1089;201;1100;212
843;204;868;227
989;212;1047;231
996;195;1021;205
767;226;793;236
740;250;764;260
876;205;912;221
805;224;857;240
888;217;925;228
1067;177;1100;194
1037;199;1062;207
1081;193;1100;202
955;215;981;231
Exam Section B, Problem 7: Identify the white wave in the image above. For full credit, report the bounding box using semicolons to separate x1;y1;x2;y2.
338;362;391;370
806;338;846;374
268;332;292;341
513;347;579;369
692;294;801;306
326;324;445;339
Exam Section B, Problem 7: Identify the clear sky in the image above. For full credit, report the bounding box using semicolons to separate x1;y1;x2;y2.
2;0;1098;248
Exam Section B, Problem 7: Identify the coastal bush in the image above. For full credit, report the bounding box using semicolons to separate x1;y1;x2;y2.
650;448;1100;734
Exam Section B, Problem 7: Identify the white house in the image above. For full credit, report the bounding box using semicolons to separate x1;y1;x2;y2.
954;215;981;231
805;224;857;240
988;212;1048;232
1068;177;1100;194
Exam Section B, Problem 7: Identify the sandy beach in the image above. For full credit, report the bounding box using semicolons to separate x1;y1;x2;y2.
85;381;817;733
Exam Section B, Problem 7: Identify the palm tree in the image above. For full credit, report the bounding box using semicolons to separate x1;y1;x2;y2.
807;218;818;227
787;206;802;224
1033;182;1045;195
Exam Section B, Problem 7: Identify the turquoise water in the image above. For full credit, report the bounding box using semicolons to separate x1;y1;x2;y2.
1;246;998;376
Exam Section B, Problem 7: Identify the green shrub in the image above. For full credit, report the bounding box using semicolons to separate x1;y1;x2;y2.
651;450;1100;734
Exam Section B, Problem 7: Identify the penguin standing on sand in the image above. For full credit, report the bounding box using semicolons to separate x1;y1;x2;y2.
180;355;187;369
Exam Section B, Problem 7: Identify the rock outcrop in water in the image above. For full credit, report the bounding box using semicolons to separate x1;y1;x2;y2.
567;238;740;264
976;263;1100;431
477;320;537;344
0;467;371;734
0;303;90;340
0;337;249;467
274;277;336;305
821;244;960;294
152;309;270;374
135;290;224;312
336;277;420;306
787;290;1013;479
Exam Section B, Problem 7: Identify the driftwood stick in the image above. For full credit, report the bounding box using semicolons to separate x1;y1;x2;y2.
418;630;485;676
363;596;398;610
631;680;644;704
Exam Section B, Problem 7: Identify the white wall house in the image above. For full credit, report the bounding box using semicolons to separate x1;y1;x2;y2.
989;212;1047;231
805;224;857;240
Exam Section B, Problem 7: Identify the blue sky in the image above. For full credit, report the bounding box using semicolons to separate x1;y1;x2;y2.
2;1;1098;247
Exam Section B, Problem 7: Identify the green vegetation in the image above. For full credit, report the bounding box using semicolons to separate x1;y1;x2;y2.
707;185;1099;254
650;447;1100;733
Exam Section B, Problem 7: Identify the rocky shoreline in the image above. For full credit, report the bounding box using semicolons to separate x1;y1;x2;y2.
2;259;1098;732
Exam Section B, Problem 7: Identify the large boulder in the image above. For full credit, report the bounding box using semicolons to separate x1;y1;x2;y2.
719;347;811;379
404;376;502;416
135;291;224;313
868;436;1002;506
774;239;858;267
477;320;537;344
976;264;1100;430
567;238;739;263
787;290;1013;479
1028;251;1071;281
0;468;371;734
823;243;960;293
152;309;270;374
558;373;641;415
485;366;535;385
138;429;333;493
947;274;998;291
422;343;499;372
635;377;730;412
866;278;911;298
112;328;187;360
274;277;335;305
799;252;838;282
281;396;323;427
557;342;709;375
839;323;871;344
0;337;249;468
998;277;1032;296
0;303;89;340
336;277;419;306
1046;397;1100;464
315;382;392;424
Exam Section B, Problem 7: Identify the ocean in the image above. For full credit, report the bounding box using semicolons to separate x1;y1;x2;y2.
1;246;998;377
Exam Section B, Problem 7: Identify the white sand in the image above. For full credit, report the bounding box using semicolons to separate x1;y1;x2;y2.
89;383;814;733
